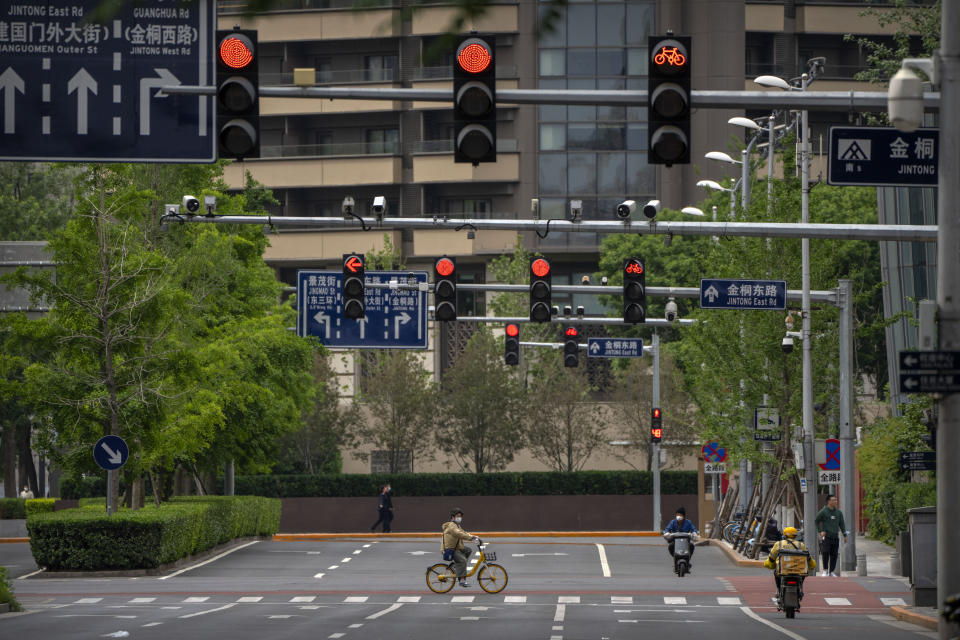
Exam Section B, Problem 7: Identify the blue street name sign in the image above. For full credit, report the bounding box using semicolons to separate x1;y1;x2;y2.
297;270;429;349
0;0;216;162
828;126;939;187
93;435;129;471
700;279;786;310
586;337;643;358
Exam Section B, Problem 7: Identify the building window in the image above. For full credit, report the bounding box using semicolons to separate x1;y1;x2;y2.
365;55;398;82
442;198;492;216
370;450;412;474
365;128;400;154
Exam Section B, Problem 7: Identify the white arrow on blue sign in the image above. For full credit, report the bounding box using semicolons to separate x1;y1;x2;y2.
93;435;129;471
587;337;643;358
700;279;786;310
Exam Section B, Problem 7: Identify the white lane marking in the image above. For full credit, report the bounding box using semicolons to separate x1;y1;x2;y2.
161;606;181;610
550;636;563;640
665;596;687;605
290;596;316;603
558;596;580;604
739;606;808;640
314;573;325;579
470;606;490;611
552;626;563;631
341;557;352;563
504;595;526;603
309;551;321;555
17;568;45;580
344;596;369;603
142;622;162;627
269;615;293;619
328;565;340;570
237;597;262;603
182;597;209;603
352;550;362;554
718;597;742;605
348;624;363;628
825;597;852;606
619;620;639;623
160;540;259;580
867;615;937;638
363;544;371;548
611;596;633;604
595;543;611;577
178;603;236;619
881;597;907;606
128;598;155;603
397;596;421;603
75;598;103;604
451;595;474;603
300;605;322;610
329;634;345;639
554;603;566;622
461;616;480;621
365;603;403;619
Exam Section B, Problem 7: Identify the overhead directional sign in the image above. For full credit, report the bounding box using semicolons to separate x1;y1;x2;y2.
700;279;786;310
899;351;960;371
587;337;643;358
297;270;428;349
828;127;938;187
0;0;216;162
93;435;129;471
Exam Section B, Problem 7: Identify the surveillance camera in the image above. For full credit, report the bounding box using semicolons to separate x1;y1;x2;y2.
372;196;387;215
342;196;355;218
600;276;608;286
531;198;540;220
616;200;637;220
888;67;924;133
165;204;180;216
182;195;201;215
581;275;591;285
569;200;583;223
665;298;678;323
203;195;217;213
782;336;794;354
642;199;661;220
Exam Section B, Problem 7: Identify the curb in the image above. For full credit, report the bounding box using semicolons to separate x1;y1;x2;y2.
703;538;766;568
890;605;939;631
0;538;29;544
273;531;663;541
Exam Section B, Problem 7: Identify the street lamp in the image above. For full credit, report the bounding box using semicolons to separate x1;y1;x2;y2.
705;151;741;165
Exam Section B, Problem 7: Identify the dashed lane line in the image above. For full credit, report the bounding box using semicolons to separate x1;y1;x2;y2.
365;603;404;620
159;540;259;580
178;603;237;619
595;543;611;578
739;606;807;640
344;596;368;603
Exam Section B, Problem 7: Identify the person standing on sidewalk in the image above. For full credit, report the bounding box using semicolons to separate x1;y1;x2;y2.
815;494;848;576
370;483;393;533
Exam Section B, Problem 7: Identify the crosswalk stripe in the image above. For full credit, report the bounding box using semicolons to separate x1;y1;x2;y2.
664;596;687;605
397;596;421;603
129;597;156;603
558;596;580;604
182;597;209;603
269;615;292;619
825;597;852;606
344;596;369;603
717;597;741;605
880;597;907;606
74;598;103;604
451;595;475;603
290;596;316;603
237;597;263;603
611;596;633;604
504;595;526;603
461;616;480;620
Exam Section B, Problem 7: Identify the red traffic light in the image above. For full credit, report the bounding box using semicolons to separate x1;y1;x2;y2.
457;40;493;74
435;257;455;277
651;42;687;73
219;34;255;69
565;327;578;337
344;255;364;273
653;408;661;419
531;258;551;278
624;259;644;276
505;323;520;338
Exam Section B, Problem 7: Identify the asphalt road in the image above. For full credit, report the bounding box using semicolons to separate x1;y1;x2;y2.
0;536;932;640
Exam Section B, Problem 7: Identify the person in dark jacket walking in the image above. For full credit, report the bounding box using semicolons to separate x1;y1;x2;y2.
814;494;848;576
370;483;393;533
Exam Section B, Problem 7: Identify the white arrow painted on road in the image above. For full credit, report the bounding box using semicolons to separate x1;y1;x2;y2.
140;68;179;135
703;285;719;303
511;553;569;557
0;67;25;134
394;311;411;338
313;311;331;339
100;442;123;465
67;68;97;135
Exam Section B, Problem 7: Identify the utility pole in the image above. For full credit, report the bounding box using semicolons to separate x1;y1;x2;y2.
838;279;856;571
652;332;661;532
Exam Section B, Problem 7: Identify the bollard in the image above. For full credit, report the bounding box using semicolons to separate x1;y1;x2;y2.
890;551;901;576
857;552;867;576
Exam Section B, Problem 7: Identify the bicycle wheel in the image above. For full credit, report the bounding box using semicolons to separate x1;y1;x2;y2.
426;563;456;593
478;563;508;594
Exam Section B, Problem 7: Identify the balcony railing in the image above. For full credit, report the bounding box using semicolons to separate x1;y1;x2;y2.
261;68;397;86
414;65;518;80
745;61;868;81
260;141;400;158
411;139;518;153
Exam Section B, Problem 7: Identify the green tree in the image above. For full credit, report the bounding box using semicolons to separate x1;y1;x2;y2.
845;1;941;86
0;163;77;240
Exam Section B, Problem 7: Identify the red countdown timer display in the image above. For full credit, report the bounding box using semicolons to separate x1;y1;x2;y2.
219;35;254;69
435;257;455;277
531;258;551;278
457;41;493;74
624;259;644;276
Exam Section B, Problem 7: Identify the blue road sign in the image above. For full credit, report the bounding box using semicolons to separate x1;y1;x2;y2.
828;126;938;187
93;435;129;471
0;0;216;162
297;270;429;349
700;279;786;310
586;337;643;358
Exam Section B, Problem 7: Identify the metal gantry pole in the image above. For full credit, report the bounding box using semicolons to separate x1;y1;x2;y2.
838;279;856;572
767;115;776;216
937;2;960;636
652;332;661;532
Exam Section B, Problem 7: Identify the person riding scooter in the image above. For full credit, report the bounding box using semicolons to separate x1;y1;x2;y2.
763;526;817;600
663;507;698;566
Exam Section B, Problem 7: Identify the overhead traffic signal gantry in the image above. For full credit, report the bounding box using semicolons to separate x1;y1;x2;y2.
216;29;260;160
651;407;663;443
563;326;579;368
342;253;365;319
434;256;458;321
647;34;691;165
453;35;497;165
504;323;520;366
623;257;646;324
529;257;552;322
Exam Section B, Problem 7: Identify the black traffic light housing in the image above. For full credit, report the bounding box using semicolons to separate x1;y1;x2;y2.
563;326;579;368
648;35;691;165
623;257;646;324
454;35;497;165
651;407;663;443
529;257;552;322
342;253;365;319
434;256;458;321
216;29;260;160
505;323;520;366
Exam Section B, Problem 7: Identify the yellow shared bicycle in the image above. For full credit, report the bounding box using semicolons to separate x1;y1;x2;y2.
425;537;508;594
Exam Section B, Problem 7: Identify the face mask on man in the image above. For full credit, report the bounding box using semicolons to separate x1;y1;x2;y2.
677;515;684;521
454;516;462;524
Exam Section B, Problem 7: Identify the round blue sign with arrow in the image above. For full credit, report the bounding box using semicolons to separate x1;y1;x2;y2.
93;435;129;471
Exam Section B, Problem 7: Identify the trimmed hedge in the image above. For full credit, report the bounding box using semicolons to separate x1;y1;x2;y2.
0;566;21;612
60;476;107;500
27;495;280;571
227;470;698;498
0;498;54;519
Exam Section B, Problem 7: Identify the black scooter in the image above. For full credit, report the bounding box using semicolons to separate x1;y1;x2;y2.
665;532;694;577
775;548;811;618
